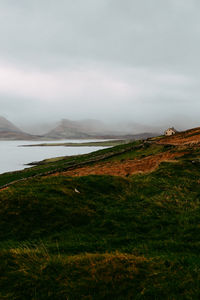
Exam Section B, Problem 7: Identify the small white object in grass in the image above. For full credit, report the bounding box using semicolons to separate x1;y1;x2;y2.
75;188;80;193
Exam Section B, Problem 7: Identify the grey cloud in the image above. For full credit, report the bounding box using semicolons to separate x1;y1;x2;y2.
0;0;199;70
0;0;200;129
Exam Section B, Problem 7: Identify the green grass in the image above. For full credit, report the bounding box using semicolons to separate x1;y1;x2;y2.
2;249;200;300
106;143;174;161
1;140;200;298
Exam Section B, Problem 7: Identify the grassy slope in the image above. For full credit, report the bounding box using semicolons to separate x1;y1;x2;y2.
1;137;200;299
0;141;142;187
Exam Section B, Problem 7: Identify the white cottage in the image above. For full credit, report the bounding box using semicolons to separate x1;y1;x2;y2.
164;127;177;136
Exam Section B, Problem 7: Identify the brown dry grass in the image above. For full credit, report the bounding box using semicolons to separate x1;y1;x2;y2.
0;187;9;192
157;127;200;145
57;151;185;177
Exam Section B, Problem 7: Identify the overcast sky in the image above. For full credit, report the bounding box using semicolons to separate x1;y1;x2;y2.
0;0;200;130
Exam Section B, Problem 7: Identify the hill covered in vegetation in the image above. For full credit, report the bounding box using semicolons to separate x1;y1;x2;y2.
1;127;200;299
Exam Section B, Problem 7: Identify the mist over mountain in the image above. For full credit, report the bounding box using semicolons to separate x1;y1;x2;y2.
0;116;22;133
45;118;160;139
0;116;40;140
22;122;57;135
0;116;160;140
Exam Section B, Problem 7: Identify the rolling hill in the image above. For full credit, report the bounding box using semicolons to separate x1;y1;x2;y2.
1;127;200;298
0;116;41;140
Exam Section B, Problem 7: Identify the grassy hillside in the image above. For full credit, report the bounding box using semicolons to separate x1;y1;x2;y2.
1;129;200;299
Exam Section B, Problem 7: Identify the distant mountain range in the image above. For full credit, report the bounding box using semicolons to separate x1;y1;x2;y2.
0;116;160;140
45;119;160;139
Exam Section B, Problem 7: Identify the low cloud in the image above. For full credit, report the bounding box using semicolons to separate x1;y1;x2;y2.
0;60;197;128
0;0;200;130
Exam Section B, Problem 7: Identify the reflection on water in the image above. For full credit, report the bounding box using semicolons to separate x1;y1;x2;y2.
0;140;107;174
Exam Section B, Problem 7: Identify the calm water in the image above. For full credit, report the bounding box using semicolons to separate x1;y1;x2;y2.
0;140;107;175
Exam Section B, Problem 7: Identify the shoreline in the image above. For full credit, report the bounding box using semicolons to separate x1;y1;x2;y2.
19;140;127;147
